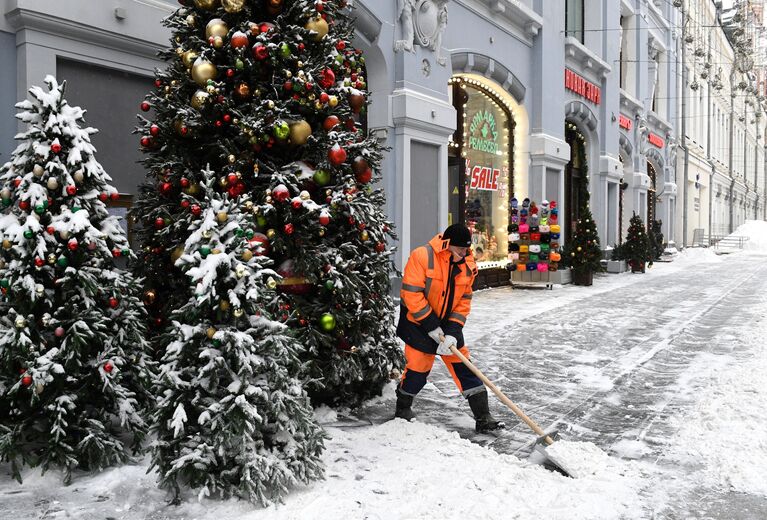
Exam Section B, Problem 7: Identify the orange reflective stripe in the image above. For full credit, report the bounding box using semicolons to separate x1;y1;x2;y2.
412;304;432;320
449;312;466;325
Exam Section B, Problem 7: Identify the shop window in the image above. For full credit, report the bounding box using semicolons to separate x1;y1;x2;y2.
566;0;585;43
448;78;514;267
565;122;588;245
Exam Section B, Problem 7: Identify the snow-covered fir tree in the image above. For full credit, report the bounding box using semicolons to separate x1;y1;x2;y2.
132;0;403;406
149;171;325;505
624;213;651;273
562;204;602;276
0;77;151;483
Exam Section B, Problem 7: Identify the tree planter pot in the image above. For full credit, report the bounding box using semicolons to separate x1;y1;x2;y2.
572;269;593;286
629;261;646;273
606;260;627;274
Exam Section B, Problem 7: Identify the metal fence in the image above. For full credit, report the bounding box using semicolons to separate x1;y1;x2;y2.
691;228;750;250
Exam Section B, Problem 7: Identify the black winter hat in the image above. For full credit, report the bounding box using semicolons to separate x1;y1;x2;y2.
442;224;472;248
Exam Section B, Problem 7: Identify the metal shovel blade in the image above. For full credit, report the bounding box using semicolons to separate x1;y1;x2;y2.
528;431;574;478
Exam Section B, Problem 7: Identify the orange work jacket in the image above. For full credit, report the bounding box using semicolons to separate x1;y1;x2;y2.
396;234;478;353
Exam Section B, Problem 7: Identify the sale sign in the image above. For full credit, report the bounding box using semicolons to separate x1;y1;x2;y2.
469;165;500;191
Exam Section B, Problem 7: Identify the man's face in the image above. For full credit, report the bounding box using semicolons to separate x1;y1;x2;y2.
448;245;470;261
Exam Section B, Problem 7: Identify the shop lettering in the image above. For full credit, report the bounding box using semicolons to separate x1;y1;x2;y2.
648;132;665;148
468;110;499;154
469;165;500;191
619;114;632;130
564;69;601;105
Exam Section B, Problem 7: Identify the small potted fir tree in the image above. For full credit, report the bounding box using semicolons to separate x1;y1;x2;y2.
562;204;603;286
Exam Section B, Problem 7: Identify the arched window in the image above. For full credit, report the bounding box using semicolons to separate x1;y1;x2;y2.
565;122;588;244
448;78;515;265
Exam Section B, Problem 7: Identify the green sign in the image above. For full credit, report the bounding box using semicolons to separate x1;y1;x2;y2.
468;110;499;154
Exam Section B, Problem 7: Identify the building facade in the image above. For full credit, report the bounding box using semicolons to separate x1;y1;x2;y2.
3;0;766;289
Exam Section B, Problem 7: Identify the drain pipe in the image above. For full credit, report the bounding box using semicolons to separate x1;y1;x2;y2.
680;12;689;247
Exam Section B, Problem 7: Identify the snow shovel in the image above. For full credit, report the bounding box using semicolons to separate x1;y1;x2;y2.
447;344;573;478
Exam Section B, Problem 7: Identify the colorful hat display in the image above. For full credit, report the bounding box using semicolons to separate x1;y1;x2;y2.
550;225;561;233
519;244;529;253
529;244;541;253
510;197;518;209
550;252;561;262
520;233;530;241
509;242;520;252
526;262;537;271
540;233;551;244
508;232;520;242
519;224;529;233
529;253;539;262
540;225;550;233
540;243;550;252
530;232;541;242
537;262;548;272
517;263;526;272
529;214;539;227
507;197;560;278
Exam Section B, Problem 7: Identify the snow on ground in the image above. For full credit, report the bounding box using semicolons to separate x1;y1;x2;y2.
733;220;767;252
4;245;767;519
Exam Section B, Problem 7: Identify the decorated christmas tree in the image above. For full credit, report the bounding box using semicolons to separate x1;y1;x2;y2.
562;203;602;284
0;77;151;483
149;170;325;505
131;0;402;406
624;213;651;273
648;218;664;261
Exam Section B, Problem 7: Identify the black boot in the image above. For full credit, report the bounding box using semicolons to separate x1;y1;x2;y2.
467;391;505;433
394;389;416;421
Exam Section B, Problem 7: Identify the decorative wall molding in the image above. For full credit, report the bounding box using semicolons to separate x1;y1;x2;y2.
451;51;526;102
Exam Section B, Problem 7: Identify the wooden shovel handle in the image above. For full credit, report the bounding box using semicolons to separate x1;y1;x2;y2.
449;344;554;446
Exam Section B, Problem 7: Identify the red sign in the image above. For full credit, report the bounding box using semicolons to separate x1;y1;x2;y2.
469;165;500;191
619;114;632;131
648;132;665;148
565;69;601;105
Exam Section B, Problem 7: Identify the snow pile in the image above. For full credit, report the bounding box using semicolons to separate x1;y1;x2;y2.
671;247;723;266
732;220;767;252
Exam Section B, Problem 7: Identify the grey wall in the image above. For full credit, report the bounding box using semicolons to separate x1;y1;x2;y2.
410;141;440;248
0;31;17;163
57;58;152;196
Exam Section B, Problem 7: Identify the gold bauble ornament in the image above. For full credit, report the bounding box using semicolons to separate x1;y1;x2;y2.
212;248;222;255
47;253;57;264
235;264;246;278
33;164;44;177
212;36;224;49
305;16;329;41
59;230;69;240
267;277;277;289
45;177;58;190
244;200;254;211
15;316;26;329
186;14;197;26
328;95;339;107
73;170;84;183
184;182;201;196
143;289;157;305
266;229;276;239
219;300;230;311
228;154;236;164
289;120;312;146
206;85;216;94
319;228;325;237
191;90;210;110
35;383;45;395
194;0;220;10
35;284;44;296
181;50;198;69
206;326;217;339
221;0;246;12
202;230;213;239
205;18;229;39
360;230;369;241
242;250;254;261
191;58;217;86
233;308;244;317
299;190;311;201
217;211;228;223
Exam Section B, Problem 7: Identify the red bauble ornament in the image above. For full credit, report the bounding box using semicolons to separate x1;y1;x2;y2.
328;144;347;166
356;168;372;184
46;226;55;235
320;92;330;104
108;297;118;308
51;142;62;154
19;200;29;211
323;115;340;131
21;375;32;387
34;257;45;267
248;233;270;256
319;212;331;226
150;124;160;137
319;68;336;89
283;80;293;91
336;40;346;51
99;192;109;202
272;184;290;202
66;185;77;196
298;42;305;51
227;173;238;185
110;192;119;201
140;136;152;147
154;217;165;229
160;182;173;195
112;249;122;258
349;93;365;113
104;362;114;373
180;200;190;209
375;242;386;253
284;223;294;234
140;101;151;112
191;204;202;217
230;31;249;48
223;114;232;123
180;177;190;188
67;239;78;251
291;197;303;210
252;42;269;60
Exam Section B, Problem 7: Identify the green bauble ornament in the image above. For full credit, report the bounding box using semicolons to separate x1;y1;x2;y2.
34;204;45;214
57;256;68;267
324;280;334;291
273;120;290;140
200;245;211;257
0;279;9;289
23;230;34;239
256;215;267;228
313;169;331;186
319;312;336;332
280;43;291;58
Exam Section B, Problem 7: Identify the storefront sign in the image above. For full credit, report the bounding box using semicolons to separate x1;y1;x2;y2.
619;114;632;131
648;132;665;148
469;165;500;191
468;110;500;154
565;69;601;105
